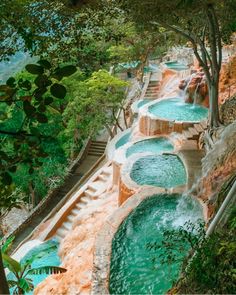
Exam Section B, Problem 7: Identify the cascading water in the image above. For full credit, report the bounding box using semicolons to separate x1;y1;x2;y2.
109;194;203;295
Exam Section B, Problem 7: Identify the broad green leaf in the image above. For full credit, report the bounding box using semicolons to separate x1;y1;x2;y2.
2;253;21;273
23;101;36;117
50;83;66;99
19;80;32;91
44;96;54;105
36;113;48;123
25;64;44;75
18;278;32;292
34;75;52;88
6;77;16;88
37;59;52;69
54;65;77;78
1;236;15;254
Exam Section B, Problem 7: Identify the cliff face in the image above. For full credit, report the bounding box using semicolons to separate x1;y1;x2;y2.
197;121;236;220
34;192;117;295
179;54;236;108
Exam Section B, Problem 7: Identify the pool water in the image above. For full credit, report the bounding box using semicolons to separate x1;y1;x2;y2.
109;194;203;294
126;138;173;158
8;239;60;294
130;154;186;188
115;132;131;149
165;61;188;71
137;99;151;108
149;98;208;122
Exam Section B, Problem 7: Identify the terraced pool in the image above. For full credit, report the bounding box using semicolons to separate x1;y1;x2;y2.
109;194;203;294
130;154;186;188
149;98;208;122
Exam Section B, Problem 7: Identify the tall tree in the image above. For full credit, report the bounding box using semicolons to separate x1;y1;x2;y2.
119;0;236;128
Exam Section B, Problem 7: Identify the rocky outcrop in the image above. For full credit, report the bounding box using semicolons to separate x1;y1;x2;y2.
219;54;236;103
34;193;117;295
179;71;209;107
220;95;236;125
196;121;236;220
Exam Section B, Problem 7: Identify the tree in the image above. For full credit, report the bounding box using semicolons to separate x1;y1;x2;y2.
119;0;236;128
0;61;76;211
63;69;129;139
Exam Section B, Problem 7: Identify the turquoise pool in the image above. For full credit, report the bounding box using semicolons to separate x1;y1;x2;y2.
130;154;186;188
115;132;131;149
8;239;60;294
149;98;208;122
126;138;173;158
137;99;151;108
109;194;203;294
165;61;188;71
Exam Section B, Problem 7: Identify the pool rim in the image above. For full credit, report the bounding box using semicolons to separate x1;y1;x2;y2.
120;151;188;193
140;96;209;124
91;188;207;295
112;134;176;166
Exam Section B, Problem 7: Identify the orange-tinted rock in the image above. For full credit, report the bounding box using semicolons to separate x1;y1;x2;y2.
34;193;118;295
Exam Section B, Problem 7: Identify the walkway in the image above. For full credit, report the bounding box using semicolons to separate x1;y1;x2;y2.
10;141;107;252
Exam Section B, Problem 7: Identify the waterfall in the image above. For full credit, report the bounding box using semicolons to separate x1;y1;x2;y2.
193;82;200;105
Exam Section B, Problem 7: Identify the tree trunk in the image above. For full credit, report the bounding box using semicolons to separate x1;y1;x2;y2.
208;80;221;128
0;250;9;295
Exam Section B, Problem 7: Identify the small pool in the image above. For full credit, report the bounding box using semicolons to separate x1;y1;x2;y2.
115;132;131;149
8;239;60;294
165;61;188;71
109;194;203;294
137;99;152;108
126;138;173;158
149;98;208;122
130;154;186;188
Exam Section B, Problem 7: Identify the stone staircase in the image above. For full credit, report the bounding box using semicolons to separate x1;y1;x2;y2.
55;164;112;241
176;120;208;149
88;141;107;157
144;80;161;99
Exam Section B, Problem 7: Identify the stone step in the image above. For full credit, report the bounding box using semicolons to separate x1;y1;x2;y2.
193;124;204;133
200;120;208;129
183;130;193;139
71;207;80;216
91;141;107;146
67;214;75;223
188;127;198;136
80;196;90;203
89;146;106;152
102;168;111;176
62;221;72;231
84;189;95;199
76;202;86;209
87;184;97;192
56;227;67;239
88;152;104;156
98;174;108;182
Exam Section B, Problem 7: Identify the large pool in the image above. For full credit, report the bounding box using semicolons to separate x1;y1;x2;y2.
109;194;203;294
130;154;186;188
8;239;60;294
126;138;173;158
149;98;208;122
165;61;188;71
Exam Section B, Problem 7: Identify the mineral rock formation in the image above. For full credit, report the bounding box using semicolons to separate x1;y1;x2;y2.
34;192;117;295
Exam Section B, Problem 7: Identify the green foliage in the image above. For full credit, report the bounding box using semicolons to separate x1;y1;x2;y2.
63;69;129;140
0;61;76;212
150;212;236;294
